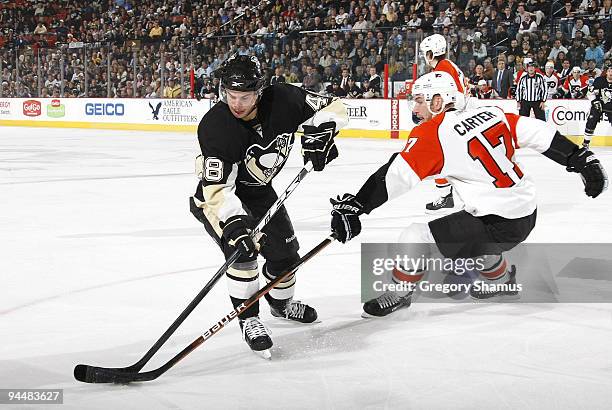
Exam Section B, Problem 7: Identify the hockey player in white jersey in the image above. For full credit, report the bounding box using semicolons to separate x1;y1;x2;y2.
329;71;608;317
543;61;561;99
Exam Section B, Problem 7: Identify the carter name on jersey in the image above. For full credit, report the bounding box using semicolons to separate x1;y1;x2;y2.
453;110;497;136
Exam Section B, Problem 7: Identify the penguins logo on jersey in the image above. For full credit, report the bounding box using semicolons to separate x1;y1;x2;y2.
244;133;293;185
305;92;333;112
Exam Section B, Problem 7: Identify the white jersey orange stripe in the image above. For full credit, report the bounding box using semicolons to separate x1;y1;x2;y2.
384;106;556;219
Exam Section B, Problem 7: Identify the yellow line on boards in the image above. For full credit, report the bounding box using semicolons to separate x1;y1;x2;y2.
1;120;610;143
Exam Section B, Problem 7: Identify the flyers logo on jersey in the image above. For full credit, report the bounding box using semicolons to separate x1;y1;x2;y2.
245;133;293;185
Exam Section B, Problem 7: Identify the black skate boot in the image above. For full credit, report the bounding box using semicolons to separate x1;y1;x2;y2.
362;291;413;318
425;190;456;214
270;299;318;323
239;316;273;359
470;265;520;301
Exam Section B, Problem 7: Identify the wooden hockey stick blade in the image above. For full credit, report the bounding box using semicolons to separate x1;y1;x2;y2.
75;234;335;383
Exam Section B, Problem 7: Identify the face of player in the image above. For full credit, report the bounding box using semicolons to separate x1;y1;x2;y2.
546;66;554;75
607;67;612;81
226;89;258;120
412;94;444;122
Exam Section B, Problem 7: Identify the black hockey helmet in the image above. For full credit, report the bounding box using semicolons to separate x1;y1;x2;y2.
215;54;266;97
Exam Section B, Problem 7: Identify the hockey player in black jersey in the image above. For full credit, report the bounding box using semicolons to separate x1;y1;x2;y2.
189;55;348;357
583;65;612;148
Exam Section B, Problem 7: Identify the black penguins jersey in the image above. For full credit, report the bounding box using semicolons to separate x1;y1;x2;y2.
590;76;612;108
196;83;339;224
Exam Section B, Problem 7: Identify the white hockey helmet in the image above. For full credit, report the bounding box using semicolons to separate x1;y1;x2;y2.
420;34;447;67
410;71;459;117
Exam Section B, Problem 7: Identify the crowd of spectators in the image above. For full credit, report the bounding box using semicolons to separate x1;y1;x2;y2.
0;0;610;99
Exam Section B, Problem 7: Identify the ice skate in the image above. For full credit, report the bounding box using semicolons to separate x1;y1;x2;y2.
270;299;318;323
240;316;273;359
362;291;413;318
425;189;461;214
470;265;520;301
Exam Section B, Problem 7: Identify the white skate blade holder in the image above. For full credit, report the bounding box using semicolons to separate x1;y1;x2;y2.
252;349;272;360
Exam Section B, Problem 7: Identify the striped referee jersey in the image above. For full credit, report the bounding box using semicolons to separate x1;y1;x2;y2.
516;72;547;102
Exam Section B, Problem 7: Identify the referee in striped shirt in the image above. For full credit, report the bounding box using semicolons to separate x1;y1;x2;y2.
516;58;547;120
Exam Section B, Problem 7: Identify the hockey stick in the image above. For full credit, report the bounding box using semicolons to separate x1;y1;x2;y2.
75;234;336;383
73;161;314;381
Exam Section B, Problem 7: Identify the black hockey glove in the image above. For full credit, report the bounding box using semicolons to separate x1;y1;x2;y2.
330;194;364;243
592;100;603;113
566;148;608;198
220;215;260;257
301;121;339;172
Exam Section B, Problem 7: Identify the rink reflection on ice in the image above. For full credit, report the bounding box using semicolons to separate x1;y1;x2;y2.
1;127;612;409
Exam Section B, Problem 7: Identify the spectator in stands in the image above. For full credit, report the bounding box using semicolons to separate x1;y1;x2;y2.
572;18;590;39
338;67;351;90
353;14;369;31
391;62;409;81
506;39;520;58
534;49;548;68
472;34;488;63
483;58;495;81
566;37;586;68
433;10;451;29
556;50;568;68
548;39;569;61
407;13;422;30
559;59;572;80
517;13;537;43
492;58;513;98
520;40;533;58
594;28;609;52
585;39;605;67
270;66;286;85
302;64;322;92
362;67;381;98
150;21;163;39
33;22;47;35
559;2;576;39
457;43;473;74
163;77;181;98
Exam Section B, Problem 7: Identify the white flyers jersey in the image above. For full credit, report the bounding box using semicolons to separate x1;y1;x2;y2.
543;73;560;99
383;107;557;218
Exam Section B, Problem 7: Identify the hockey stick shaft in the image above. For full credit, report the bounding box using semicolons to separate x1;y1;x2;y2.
74;162;313;381
78;234;336;383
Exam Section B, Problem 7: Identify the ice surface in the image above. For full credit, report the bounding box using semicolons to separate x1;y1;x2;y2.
1;127;612;409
